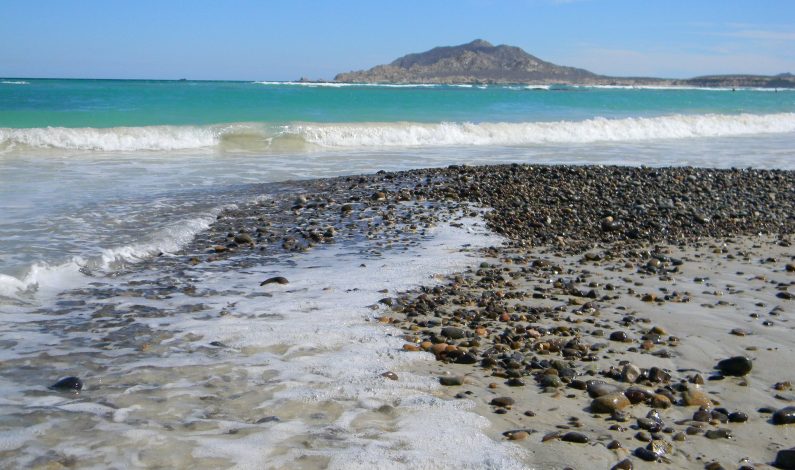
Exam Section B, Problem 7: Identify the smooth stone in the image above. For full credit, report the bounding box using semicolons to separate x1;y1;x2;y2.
234;233;253;244
439;376;464;386
728;411;748;423
612;458;633;470
561;432;589;443
260;276;289;286
705;429;732;439
716;356;753;376
587;380;622;398
48;376;83;393
440;326;465;339
773;406;795;425
634;447;659;462
508;431;529;441
491;397;515;407
621;364;641;383
381;371;398;381
610;331;630;342
682;390;712;408
775;448;795;469
591;392;631;414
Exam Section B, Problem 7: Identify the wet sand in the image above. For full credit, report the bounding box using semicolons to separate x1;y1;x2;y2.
386;235;794;469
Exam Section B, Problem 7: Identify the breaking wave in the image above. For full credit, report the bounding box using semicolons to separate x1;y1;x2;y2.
2;113;795;152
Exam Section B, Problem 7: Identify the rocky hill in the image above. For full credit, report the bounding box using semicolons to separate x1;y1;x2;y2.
334;40;794;88
335;39;599;84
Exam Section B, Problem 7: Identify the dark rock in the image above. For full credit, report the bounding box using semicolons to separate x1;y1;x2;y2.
260;276;289;286
439;376;464;386
561;432;589;443
440;326;465;339
491;396;515;407
49;376;83;393
775;448;795;469
773;406;795;425
716;356;753;376
612;458;633;470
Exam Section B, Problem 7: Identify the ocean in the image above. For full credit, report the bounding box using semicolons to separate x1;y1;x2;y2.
0;78;794;468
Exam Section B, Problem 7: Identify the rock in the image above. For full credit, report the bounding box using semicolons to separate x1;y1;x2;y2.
586;380;622;398
775;448;795;469
704;429;732;439
634;447;659;462
381;371;398;381
49;376;83;393
561;432;589;443
455;353;478;365
508;431;529;441
651;394;672;409
591;392;631;413
621;364;641;383
439;376;464;386
786;264;795;273
778;292;793;300
260;276;289;286
612;458;633;470
682;390;712;408
440;326;465;339
234;233;254;244
728;411;748;423
716;356;753;376
773;406;795;425
609;331;630;342
491;396;515;407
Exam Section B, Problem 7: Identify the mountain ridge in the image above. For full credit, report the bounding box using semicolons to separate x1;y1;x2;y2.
333;40;795;88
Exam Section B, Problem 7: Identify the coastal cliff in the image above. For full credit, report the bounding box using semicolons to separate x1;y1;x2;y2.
334;39;795;88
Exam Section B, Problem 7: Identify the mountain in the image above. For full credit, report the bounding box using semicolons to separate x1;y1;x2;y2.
334;39;599;84
334;40;795;88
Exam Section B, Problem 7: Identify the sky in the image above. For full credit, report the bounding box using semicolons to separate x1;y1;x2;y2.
1;0;793;80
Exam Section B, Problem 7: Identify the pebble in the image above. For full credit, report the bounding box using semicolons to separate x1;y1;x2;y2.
775;448;795;469
439;376;464;386
440;326;465;339
773;406;795;425
682;390;712;408
48;376;83;393
561;432;589;443
716;356;753;376
612;459;633;470
591;392;631;413
490;397;515;407
381;371;398;381
260;276;289;286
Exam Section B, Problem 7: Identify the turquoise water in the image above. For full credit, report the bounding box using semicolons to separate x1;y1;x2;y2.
2;79;794;128
1;78;794;294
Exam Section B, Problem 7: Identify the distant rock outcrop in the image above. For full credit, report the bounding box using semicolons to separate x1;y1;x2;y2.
334;40;795;88
335;39;599;84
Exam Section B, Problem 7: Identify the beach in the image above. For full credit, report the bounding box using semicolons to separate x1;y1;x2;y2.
2;163;792;468
2;80;795;468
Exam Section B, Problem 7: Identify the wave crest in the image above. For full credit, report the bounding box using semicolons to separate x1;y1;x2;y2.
2;113;794;152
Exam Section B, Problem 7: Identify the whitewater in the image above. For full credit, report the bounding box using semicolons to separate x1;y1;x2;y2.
1;78;794;468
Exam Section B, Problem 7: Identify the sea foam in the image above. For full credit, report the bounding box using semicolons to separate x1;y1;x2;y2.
2;113;795;153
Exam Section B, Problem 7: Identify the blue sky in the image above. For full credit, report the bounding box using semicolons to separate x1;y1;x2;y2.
1;0;793;80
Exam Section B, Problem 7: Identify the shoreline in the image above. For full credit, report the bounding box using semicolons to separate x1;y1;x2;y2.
188;163;794;468
2;163;794;468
